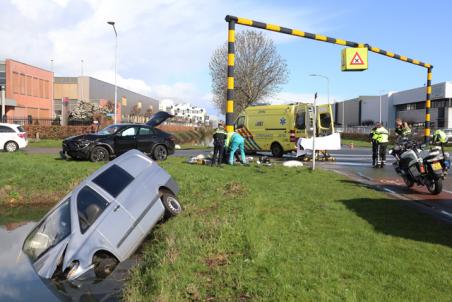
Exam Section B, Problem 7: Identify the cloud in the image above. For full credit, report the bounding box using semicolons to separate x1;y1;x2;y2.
0;0;340;118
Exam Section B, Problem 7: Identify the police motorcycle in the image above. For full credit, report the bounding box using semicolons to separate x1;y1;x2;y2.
389;138;450;195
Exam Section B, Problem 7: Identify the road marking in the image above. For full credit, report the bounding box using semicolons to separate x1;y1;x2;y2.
443;189;452;195
383;187;396;194
328;162;372;166
440;210;452;218
357;172;373;181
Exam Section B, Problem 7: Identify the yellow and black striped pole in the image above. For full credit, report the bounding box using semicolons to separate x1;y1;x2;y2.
225;16;236;133
425;67;433;139
224;15;433;142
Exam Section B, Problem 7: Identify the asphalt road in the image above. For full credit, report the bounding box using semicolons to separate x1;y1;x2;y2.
315;148;452;223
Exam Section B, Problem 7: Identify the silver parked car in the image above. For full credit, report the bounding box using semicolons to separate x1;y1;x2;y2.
22;149;182;280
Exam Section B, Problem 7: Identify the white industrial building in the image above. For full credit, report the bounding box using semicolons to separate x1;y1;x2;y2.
335;81;452;129
159;99;209;125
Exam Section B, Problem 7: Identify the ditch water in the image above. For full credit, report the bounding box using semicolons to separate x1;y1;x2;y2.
0;222;136;302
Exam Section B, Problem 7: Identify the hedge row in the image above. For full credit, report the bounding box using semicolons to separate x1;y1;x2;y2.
24;125;95;139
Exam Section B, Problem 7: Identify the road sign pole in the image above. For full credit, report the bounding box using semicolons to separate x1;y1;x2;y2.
424;67;433;143
225;16;236;133
312;93;317;171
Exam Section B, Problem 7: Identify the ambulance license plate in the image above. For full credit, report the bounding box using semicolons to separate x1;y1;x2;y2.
432;162;442;171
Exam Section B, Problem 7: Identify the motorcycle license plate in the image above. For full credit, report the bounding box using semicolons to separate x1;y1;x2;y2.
432;162;442;171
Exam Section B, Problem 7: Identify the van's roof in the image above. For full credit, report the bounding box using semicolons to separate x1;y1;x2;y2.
245;103;308;111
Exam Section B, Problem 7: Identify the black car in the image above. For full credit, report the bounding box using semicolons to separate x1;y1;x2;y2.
61;112;176;162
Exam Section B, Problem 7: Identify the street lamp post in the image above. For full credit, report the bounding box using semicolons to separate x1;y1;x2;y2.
310;74;330;105
309;74;330;170
378;90;386;125
107;21;118;124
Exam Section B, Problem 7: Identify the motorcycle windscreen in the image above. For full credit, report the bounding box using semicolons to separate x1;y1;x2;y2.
146;111;174;127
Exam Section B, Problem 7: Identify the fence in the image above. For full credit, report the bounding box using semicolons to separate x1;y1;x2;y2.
2;116;93;126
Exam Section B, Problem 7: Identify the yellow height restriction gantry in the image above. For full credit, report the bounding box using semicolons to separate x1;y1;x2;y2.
224;15;433;142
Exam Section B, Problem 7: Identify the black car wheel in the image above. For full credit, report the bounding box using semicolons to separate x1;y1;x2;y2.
160;190;182;219
153;145;168;161
90;146;109;162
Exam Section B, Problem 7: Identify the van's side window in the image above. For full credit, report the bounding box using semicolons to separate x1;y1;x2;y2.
236;116;245;129
295;111;306;130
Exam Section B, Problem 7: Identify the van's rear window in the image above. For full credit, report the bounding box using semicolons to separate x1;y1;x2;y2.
93;164;134;197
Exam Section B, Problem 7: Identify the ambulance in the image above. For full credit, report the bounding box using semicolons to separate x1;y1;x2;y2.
234;103;335;157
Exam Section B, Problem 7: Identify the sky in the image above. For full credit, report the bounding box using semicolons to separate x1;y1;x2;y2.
0;0;450;118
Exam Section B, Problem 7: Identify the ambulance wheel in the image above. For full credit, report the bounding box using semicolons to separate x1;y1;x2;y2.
271;143;284;158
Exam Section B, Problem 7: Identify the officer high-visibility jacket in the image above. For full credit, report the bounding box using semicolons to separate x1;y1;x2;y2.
375;126;389;143
432;129;447;144
369;127;378;141
395;125;411;137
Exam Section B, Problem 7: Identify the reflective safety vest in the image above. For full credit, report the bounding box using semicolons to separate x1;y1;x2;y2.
225;132;235;147
369;128;378;141
375;126;389;143
396;125;411;137
432;129;447;144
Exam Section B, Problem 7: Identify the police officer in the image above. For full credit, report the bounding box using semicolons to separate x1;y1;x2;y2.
395;118;411;138
375;123;389;168
432;129;447;154
369;125;378;167
211;124;227;166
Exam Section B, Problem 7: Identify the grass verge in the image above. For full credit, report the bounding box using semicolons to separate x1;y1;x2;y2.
1;153;451;300
0;152;102;224
124;158;452;301
28;139;62;148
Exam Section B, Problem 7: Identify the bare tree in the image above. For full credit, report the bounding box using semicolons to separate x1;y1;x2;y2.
69;100;109;120
209;30;289;115
129;104;142;116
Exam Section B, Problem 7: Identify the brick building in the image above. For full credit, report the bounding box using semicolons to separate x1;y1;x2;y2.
0;59;54;120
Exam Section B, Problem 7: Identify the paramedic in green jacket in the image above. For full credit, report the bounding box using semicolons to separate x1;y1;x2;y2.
374;123;389;168
226;131;247;165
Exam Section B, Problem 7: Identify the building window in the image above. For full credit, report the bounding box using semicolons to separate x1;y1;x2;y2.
13;72;19;94
27;76;32;96
20;73;26;95
39;79;44;98
44;80;49;98
33;77;39;97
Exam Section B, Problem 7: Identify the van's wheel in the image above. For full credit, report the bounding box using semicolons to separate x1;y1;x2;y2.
93;253;119;279
153;145;168;161
426;178;442;195
160;190;182;219
4;141;18;152
271;143;284;158
90;146;109;162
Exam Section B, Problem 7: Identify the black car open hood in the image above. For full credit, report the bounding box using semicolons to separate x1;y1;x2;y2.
146;111;174;127
64;134;103;142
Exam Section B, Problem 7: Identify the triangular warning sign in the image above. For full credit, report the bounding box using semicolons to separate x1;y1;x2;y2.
350;51;364;65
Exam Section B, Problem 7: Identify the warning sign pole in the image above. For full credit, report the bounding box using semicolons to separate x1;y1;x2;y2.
225;15;434;143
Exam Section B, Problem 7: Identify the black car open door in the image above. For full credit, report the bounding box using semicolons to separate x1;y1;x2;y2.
146;111;174;128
